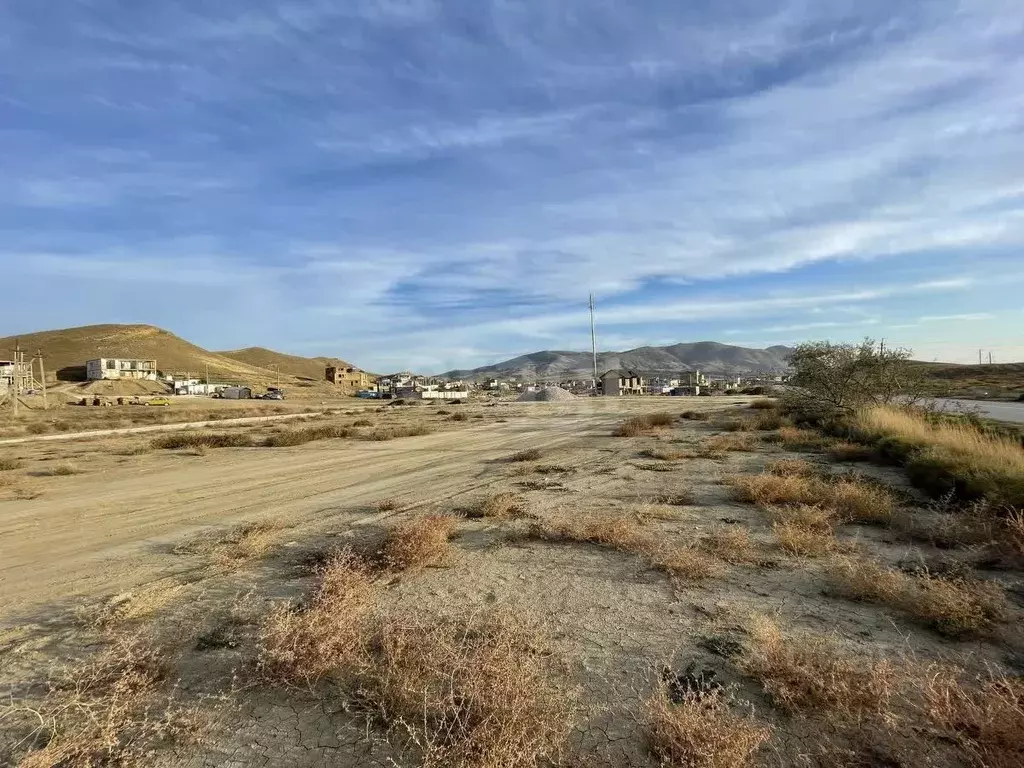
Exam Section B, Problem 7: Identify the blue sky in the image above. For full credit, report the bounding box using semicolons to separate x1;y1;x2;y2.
2;1;1022;372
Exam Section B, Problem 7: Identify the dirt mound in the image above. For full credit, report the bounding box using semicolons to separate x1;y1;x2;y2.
517;387;577;402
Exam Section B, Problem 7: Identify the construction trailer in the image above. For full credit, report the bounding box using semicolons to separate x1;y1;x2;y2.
219;386;253;400
86;358;158;381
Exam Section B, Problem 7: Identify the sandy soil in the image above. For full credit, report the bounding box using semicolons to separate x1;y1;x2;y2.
1;397;1021;767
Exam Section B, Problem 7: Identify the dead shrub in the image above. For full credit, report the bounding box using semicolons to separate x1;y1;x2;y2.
752;411;785;431
772;521;837;557
382;515;457;570
152;431;254;450
728;473;893;524
10;635;201;768
352;418;373;426
749;399;776;410
766;458;815;477
765;503;836;531
681;410;709;421
257;548;375;686
36;462;82;477
367;424;433;440
375;497;400;512
647;687;771;768
466;492;526;520
701;527;758;564
656;490;697;506
613;413;676;437
508;448;542;462
719;418;756;433
77;582;188;629
649;546;725;582
828;557;907;604
923;665;1024;768
739;617;895;718
633;503;686;523
0;457;22;471
358;610;577;768
1005;508;1024;556
911;576;1009;637
173;520;285;566
704;434;755;453
449;413;469;422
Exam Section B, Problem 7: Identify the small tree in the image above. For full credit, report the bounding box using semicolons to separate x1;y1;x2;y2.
785;339;925;419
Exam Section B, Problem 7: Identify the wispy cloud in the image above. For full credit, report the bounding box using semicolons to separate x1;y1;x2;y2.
1;1;1021;369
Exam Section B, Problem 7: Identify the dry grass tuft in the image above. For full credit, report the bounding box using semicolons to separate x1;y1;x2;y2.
641;447;689;461
633;503;687;523
855;405;1024;505
507;448;543;462
173;519;285;566
263;424;353;447
375;497;400;512
37;462;82;477
152;431;254;450
382;515;458;570
749;399;777;410
466;492;527;521
655;490;698;506
0;457;22;471
646;687;772;768
613;413;676;437
704;433;755;454
531;515;722;581
366;424;433;441
701;527;759;564
923;665;1024;768
827;557;1009;637
766;458;815;477
681;410;709;421
359;610;578;768
10;635;201;768
257;548;375;686
772;521;837;557
77;582;188;629
739;616;895;718
728;472;894;524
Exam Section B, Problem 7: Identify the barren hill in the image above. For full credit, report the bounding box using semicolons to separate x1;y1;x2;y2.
217;347;349;382
440;341;794;381
0;324;344;385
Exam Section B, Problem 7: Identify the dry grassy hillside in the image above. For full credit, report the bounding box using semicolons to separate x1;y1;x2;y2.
217;347;351;382
0;324;341;385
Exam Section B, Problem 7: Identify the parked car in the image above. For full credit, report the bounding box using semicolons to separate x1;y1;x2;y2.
145;397;171;406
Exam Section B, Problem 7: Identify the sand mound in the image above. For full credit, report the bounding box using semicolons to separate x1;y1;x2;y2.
517;387;577;402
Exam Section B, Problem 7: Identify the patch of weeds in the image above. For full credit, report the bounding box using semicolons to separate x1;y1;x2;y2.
728;472;895;524
701;526;759;564
35;461;83;477
655;490;697;506
381;515;458;570
352;418;373;426
704;434;755;454
646;687;771;768
8;635;202;767
766;458;816;477
738;616;896;718
633;461;678;472
112;444;151;456
375;497;400;512
828;441;874;462
767;426;832;451
641;447;688;461
464;492;528;520
0;457;23;471
613;413;676;437
681;410;709;421
508;448;543;462
173;519;286;567
152;431;254;450
77;583;187;629
366;424;432;440
749;399;776;410
772;521;838;557
449;413;469;422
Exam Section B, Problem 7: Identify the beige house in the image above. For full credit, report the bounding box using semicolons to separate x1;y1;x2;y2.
600;369;646;396
326;365;374;389
86;358;158;381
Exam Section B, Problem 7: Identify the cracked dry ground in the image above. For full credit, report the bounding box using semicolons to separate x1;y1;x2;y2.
1;397;1022;767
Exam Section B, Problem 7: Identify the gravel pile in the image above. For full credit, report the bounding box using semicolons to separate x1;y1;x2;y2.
517;387;578;402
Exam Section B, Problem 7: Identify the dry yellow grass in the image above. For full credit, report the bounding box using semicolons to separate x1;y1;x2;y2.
257;548;375;686
77;582;188;629
766;458;815;476
739;616;895;718
467;491;527;520
771;426;831;450
642;447;689;461
646;688;772;768
728;472;894;524
359;610;578;768
701;527;758;564
924;665;1024;768
173;519;286;567
11;635;201;768
382;515;458;570
772;521;837;557
827;557;1010;637
613;413;676;437
856;405;1024;505
649;546;725;581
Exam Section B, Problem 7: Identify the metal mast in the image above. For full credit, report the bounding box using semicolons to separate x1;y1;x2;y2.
589;293;598;389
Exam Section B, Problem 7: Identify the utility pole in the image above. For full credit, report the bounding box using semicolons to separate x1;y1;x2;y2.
989;352;993;365
979;349;983;365
589;293;598;391
12;342;20;417
36;350;47;410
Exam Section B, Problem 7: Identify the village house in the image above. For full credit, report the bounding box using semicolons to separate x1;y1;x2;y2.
86;358;158;381
326;365;375;389
600;369;646;396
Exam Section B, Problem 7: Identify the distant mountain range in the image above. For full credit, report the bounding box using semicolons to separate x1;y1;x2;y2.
439;341;795;381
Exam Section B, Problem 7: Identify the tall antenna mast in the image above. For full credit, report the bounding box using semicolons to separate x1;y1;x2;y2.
589;293;598;389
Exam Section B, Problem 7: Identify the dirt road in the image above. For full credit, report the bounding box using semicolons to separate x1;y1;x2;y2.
0;408;619;617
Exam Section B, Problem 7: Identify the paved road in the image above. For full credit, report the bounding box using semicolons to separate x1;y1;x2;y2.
931;398;1024;424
